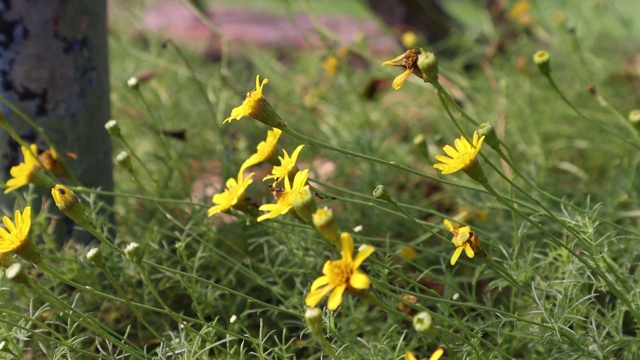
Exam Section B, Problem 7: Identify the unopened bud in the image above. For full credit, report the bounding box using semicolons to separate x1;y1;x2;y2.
477;123;500;150
125;242;144;265
291;187;317;224
116;151;133;173
51;184;87;226
373;185;392;202
87;248;105;269
105;119;122;138
305;307;324;337
0;252;15;269
417;50;438;82
412;311;432;332
533;51;551;76
629;109;640;133
312;207;340;244
127;76;139;89
6;263;29;286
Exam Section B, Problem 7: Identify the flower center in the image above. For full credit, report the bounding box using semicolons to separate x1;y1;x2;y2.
328;259;352;286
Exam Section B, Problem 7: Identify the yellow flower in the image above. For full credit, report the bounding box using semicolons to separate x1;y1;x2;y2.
0;206;31;253
258;169;309;222
0;206;39;263
208;171;254;216
507;0;533;27
382;49;426;90
224;75;284;128
240;128;282;171
433;131;485;175
304;232;375;310
263;144;304;184
444;219;481;266
322;55;339;78
401;31;418;48
5;144;39;194
405;350;418;360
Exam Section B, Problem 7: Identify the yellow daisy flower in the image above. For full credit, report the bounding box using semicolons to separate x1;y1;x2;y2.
258;169;309;222
0;206;31;253
433;131;485;175
208;171;254;216
224;75;284;128
322;55;339;78
382;49;426;90
4;144;39;194
0;206;40;263
304;232;375;310
263;144;304;184
444;219;481;266
240;128;282;171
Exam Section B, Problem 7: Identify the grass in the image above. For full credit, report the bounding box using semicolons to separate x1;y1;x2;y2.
2;0;640;359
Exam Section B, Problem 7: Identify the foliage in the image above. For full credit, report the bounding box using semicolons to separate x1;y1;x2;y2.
2;0;640;359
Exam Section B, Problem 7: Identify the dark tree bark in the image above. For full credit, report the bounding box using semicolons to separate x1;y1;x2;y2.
0;0;112;243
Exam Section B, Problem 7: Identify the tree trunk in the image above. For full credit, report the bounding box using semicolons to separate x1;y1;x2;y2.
0;0;112;243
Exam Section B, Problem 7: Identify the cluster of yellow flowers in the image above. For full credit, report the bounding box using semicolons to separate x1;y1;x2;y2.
0;140;82;266
211;75;376;311
0;52;492;358
208;67;489;315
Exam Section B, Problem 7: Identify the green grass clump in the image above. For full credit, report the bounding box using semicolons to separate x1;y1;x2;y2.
2;0;640;359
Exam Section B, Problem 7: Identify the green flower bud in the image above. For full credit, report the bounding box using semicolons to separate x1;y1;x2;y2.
412;311;432;333
417;50;438;82
373;185;392;202
0;252;14;269
127;76;139;89
105;119;122;139
116;151;133;173
51;184;88;226
6;263;29;286
312;207;340;244
291;187;317;224
305;308;324;337
533;51;551;76
477;122;500;150
628;109;640;133
124;242;144;265
87;248;105;269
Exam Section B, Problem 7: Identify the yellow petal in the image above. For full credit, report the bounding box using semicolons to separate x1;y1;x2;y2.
405;351;418;360
442;144;459;158
443;219;454;232
309;275;330;292
321;260;332;275
428;347;445;360
20;207;31;234
349;271;371;290
305;286;333;308
3;216;15;234
327;285;346;310
0;226;10;240
450;246;464;265
392;69;412;90
352;245;374;269
340;232;354;260
381;53;405;66
464;243;475;258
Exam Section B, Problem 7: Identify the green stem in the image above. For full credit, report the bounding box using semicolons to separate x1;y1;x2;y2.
543;74;639;149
